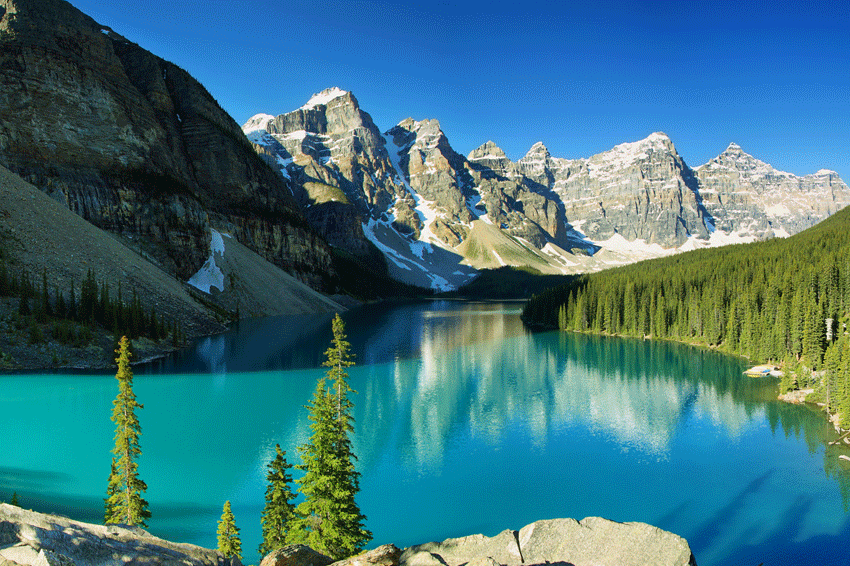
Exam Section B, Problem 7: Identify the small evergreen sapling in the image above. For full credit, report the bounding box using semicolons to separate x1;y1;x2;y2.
104;336;150;526
259;444;296;556
217;500;242;561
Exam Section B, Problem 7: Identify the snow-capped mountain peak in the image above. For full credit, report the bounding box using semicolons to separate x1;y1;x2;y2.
468;141;508;161
242;113;275;134
300;87;349;110
243;90;850;291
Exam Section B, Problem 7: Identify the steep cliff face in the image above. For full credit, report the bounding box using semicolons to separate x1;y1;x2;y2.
245;97;572;289
694;142;850;238
247;88;850;288
0;0;333;288
245;88;405;265
519;133;709;247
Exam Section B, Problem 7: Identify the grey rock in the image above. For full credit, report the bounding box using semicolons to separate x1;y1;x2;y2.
259;545;334;566
398;552;446;566
694;142;850;238
244;88;405;264
520;132;710;247
329;544;401;566
400;517;696;566
0;503;236;566
245;88;850;289
464;557;500;566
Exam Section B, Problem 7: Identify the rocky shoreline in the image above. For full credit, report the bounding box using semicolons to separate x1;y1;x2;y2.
778;388;850;435
0;504;697;566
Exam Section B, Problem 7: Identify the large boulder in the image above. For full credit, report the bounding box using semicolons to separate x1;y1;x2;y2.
329;544;401;566
0;503;238;566
399;517;696;566
259;545;334;566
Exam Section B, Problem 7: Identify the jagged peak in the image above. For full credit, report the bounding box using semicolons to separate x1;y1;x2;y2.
523;141;550;159
607;132;673;154
589;132;677;169
697;142;792;177
241;113;275;134
645;131;672;144
468;141;507;161
715;142;762;164
389;117;442;135
300;87;350;110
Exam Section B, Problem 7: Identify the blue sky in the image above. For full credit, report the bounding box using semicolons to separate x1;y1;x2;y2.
69;0;848;180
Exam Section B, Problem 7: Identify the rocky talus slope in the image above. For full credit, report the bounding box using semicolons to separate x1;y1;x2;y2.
0;0;333;289
0;505;697;566
0;161;341;369
246;90;850;290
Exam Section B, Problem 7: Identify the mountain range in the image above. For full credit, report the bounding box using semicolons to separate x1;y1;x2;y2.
0;0;847;330
243;87;850;290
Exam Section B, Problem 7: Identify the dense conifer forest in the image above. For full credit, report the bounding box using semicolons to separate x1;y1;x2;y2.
523;207;850;430
0;247;183;357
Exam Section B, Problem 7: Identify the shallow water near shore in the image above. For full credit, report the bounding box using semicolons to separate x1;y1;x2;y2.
2;300;849;566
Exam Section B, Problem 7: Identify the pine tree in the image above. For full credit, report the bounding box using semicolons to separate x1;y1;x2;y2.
105;336;150;527
259;444;296;556
0;258;8;296
217;500;242;561
10;492;19;506
104;458;120;518
289;314;371;559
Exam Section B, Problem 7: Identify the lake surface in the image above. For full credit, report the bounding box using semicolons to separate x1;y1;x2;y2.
2;300;849;565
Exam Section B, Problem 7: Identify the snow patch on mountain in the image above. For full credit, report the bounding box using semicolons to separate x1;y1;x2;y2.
242;113;275;134
301;87;348;110
188;229;226;294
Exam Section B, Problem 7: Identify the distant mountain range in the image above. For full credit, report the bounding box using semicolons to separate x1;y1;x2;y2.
244;88;850;290
1;0;847;322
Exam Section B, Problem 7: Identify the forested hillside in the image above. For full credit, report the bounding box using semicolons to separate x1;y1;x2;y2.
523;207;850;429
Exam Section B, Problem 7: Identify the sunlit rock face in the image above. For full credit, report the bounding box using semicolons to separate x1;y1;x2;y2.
694;142;850;237
244;94;572;290
520;133;709;247
247;91;850;288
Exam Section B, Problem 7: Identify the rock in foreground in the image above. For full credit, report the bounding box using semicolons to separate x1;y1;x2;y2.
400;517;696;566
0;503;238;566
1;504;695;566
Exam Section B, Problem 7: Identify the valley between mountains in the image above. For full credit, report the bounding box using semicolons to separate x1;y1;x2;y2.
0;0;848;368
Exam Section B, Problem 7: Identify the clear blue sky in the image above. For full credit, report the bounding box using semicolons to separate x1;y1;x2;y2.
69;0;848;180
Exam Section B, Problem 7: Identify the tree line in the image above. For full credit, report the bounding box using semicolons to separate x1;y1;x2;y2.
107;314;371;563
522;207;850;430
0;254;184;350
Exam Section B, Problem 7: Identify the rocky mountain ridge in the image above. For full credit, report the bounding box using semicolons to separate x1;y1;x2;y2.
245;90;850;290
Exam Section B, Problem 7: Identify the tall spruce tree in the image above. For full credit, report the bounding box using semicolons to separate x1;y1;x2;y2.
289;314;371;559
105;336;150;526
217;500;242;561
259;444;296;556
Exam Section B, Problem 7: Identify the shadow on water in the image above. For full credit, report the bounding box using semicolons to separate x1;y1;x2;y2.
689;471;774;552
717;502;850;566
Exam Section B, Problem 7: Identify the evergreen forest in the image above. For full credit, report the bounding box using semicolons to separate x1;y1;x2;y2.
522;206;850;430
0;248;185;359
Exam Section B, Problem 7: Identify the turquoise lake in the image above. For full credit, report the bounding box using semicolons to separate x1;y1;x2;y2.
2;300;849;565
